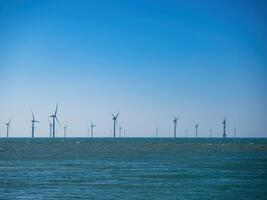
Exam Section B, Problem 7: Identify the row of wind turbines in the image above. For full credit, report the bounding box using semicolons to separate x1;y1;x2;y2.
3;105;234;139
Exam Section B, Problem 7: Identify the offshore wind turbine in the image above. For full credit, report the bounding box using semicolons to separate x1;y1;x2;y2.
209;129;212;138
49;120;52;138
31;112;39;138
195;123;199;138
173;115;179;138
119;126;122;137
156;127;159;137
49;104;60;138
64;123;67;138
234;128;236;138
90;121;96;138
87;128;90;137
223;118;227;138
4;119;11;138
111;112;119;138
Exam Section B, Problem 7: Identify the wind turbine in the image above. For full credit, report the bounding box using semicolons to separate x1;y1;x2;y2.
156;126;159;137
49;120;52;138
195;123;199;138
111;112;119;138
223;118;227;138
87;128;90;137
64;123;67;138
90;121;96;138
185;129;188;138
31;112;39;138
234;128;236;138
4;119;11;138
119;126;122;137
209;129;212;138
49;104;60;138
173;115;179;138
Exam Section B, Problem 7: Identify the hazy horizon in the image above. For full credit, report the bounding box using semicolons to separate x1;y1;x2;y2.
1;0;266;138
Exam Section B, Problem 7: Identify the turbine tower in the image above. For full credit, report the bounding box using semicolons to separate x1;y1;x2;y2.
4;119;11;138
209;129;212;138
87;128;90;137
234;128;236;138
119;126;122;137
64;123;67;138
185;129;188;137
31;112;39;138
173;116;179;138
195;123;198;138
156;127;159;137
49;120;52;138
49;104;60;138
223;118;227;138
90;121;95;138
112;112;119;138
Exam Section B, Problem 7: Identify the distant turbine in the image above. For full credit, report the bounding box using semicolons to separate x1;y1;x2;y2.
195;123;199;138
209;129;212;138
4;119;11;138
185;129;188;138
87;128;90;137
173;115;179;138
49;120;52;138
31;112;39;138
234;128;236;138
49;104;60;138
64;123;67;138
119;126;122;137
90;121;96;138
156;127;159;137
111;112;119;138
223;118;227;138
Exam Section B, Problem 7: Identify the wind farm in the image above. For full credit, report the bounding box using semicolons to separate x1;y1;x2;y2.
1;110;237;139
0;1;266;199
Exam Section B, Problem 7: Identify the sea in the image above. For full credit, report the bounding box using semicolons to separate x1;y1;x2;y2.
0;138;266;200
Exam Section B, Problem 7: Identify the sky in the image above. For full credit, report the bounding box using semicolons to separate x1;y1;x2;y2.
0;0;266;138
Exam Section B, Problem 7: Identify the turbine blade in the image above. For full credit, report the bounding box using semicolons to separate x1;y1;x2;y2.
55;104;58;115
56;116;60;126
32;112;34;121
116;112;120;118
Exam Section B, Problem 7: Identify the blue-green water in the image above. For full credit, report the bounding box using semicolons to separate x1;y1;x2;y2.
0;138;266;199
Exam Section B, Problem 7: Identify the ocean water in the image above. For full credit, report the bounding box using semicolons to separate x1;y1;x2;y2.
0;138;266;200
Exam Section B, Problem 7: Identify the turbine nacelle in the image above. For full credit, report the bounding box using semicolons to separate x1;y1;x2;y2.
112;112;119;120
173;115;179;123
4;119;11;126
223;118;227;125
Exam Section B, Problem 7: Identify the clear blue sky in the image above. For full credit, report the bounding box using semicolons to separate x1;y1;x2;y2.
0;0;266;137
